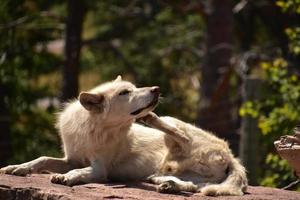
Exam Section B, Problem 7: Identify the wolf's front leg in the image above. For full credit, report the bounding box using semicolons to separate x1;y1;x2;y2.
0;156;75;176
51;160;107;186
147;175;198;193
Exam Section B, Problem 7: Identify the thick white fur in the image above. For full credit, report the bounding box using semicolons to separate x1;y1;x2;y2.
0;79;167;184
0;78;247;196
149;116;248;196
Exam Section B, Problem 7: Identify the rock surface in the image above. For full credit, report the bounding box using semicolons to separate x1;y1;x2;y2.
274;132;300;178
0;174;300;200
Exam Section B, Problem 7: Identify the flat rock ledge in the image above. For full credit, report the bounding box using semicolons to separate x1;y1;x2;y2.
0;174;300;200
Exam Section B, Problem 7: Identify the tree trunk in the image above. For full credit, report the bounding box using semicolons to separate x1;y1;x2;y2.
0;85;11;167
61;0;86;102
198;0;239;153
240;77;263;185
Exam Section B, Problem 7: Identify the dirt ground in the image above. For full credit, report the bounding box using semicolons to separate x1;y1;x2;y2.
0;174;300;200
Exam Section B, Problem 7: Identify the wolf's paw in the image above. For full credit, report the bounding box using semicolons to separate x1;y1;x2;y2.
51;173;81;186
51;174;72;186
146;174;156;183
201;185;244;196
0;165;32;176
0;165;16;174
157;180;178;194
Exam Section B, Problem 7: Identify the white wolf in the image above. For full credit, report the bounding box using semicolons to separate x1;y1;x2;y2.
0;76;247;196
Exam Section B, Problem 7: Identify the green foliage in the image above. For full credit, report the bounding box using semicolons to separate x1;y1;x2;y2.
260;64;300;187
277;0;300;54
261;154;294;187
285;27;300;55
276;0;300;13
0;0;63;164
80;1;203;121
239;101;260;118
0;1;203;165
239;0;300;187
240;58;300;187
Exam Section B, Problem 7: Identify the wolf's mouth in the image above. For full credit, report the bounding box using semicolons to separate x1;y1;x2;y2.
130;96;159;116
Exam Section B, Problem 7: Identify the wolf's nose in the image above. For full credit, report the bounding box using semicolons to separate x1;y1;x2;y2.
151;86;160;94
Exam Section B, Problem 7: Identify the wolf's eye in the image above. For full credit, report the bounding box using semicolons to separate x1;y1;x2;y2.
119;89;130;96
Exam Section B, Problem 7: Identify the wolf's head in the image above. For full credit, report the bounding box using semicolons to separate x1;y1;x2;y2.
78;76;160;124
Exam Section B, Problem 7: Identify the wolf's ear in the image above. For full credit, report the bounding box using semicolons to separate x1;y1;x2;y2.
114;75;122;82
79;92;105;112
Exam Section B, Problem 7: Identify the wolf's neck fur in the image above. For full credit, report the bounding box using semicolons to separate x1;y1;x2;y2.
59;101;136;164
84;110;134;146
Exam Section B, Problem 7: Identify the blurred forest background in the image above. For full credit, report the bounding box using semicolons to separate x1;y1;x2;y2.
1;0;300;189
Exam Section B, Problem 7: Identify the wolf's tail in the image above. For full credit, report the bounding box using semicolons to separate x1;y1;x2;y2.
200;157;248;196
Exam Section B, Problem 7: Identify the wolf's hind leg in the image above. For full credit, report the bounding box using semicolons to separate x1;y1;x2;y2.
0;156;75;176
147;175;198;193
138;112;190;147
